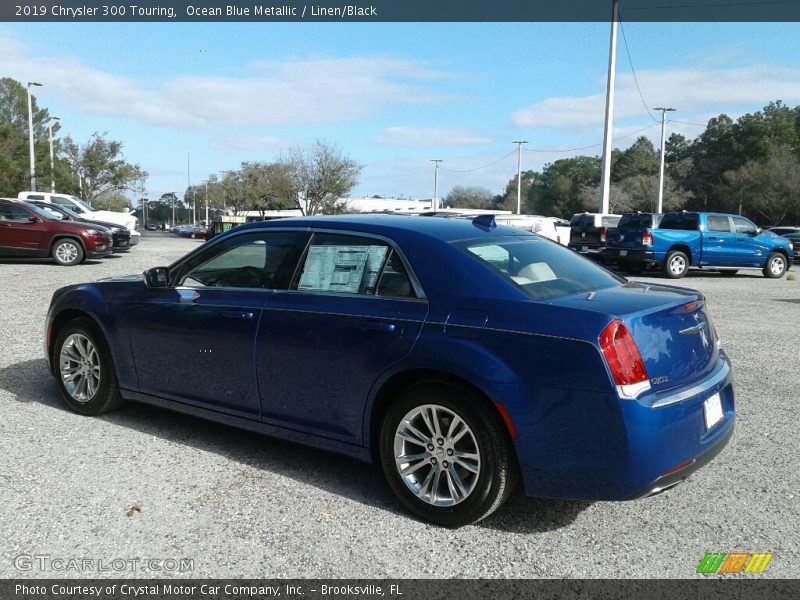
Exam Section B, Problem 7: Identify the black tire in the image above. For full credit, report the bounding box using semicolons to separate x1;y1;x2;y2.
52;318;123;415
51;238;84;266
762;252;787;279
379;383;518;527
719;270;738;277
663;250;689;279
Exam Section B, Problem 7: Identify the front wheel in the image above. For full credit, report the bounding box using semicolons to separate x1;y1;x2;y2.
664;250;689;279
380;383;517;527
763;252;787;278
53;318;123;415
52;238;84;266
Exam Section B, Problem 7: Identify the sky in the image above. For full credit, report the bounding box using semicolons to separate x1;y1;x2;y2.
2;19;800;202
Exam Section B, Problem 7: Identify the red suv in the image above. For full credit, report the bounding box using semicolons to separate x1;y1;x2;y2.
0;199;113;266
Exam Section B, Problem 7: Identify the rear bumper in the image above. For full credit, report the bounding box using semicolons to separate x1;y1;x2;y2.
603;248;655;264
568;244;605;261
515;352;735;501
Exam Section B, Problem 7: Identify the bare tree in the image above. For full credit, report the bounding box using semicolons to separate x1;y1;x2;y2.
283;141;361;215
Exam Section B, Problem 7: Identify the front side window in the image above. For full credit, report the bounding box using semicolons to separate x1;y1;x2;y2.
732;216;757;234
176;231;306;289
455;236;624;301
294;233;416;298
0;203;31;222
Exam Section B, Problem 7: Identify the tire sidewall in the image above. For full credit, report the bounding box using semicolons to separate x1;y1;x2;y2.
52;239;84;266
379;384;509;527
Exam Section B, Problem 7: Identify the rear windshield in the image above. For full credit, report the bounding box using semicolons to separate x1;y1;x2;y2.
618;213;659;228
569;214;593;228
454;236;624;301
659;213;699;230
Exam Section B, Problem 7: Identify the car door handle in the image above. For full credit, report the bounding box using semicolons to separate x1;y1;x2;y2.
221;310;254;320
355;321;396;333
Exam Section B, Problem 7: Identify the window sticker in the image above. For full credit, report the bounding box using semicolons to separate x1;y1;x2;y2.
298;245;388;294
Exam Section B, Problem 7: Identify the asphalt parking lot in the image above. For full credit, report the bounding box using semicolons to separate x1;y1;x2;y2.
0;232;798;578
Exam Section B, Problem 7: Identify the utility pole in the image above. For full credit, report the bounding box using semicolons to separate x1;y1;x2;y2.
598;0;619;214
47;116;60;193
205;181;209;224
513;141;528;214
27;82;43;192
431;160;442;211
654;107;676;214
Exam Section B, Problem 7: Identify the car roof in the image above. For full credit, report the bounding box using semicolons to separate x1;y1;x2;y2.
230;213;532;243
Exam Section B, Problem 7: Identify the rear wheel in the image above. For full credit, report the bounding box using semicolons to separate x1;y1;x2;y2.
52;238;84;266
380;383;517;527
763;252;787;278
53;318;123;415
664;251;689;279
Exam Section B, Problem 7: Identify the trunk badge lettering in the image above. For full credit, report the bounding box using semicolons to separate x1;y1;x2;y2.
651;376;669;385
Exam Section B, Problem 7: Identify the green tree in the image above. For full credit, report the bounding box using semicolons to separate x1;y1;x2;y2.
60;133;147;202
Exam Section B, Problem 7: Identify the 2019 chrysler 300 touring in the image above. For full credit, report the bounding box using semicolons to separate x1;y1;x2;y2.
44;214;734;526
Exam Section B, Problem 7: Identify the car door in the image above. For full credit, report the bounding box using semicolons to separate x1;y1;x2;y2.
730;216;768;266
256;231;428;443
702;215;736;265
126;230;309;418
0;201;50;256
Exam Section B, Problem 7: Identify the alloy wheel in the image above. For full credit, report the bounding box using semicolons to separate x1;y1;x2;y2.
393;404;481;507
56;242;79;264
59;333;101;403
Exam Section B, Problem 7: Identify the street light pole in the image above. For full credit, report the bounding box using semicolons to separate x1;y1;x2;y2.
205;182;209;224
654;107;676;214
26;82;43;192
430;160;442;211
599;0;618;214
47;116;60;193
513;141;528;214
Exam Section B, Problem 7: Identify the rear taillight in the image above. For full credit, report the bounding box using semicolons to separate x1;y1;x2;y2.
642;232;653;247
600;227;607;243
599;319;651;399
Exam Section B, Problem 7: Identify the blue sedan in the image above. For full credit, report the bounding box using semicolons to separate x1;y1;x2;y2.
44;214;734;526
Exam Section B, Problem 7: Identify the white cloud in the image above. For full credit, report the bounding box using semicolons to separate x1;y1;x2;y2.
511;65;800;130
0;32;456;129
212;135;289;151
377;126;491;147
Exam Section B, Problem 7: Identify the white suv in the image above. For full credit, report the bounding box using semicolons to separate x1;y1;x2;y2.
17;192;140;245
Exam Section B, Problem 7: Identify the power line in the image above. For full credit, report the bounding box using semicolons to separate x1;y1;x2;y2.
523;122;660;154
439;149;517;173
618;15;660;124
671;119;708;127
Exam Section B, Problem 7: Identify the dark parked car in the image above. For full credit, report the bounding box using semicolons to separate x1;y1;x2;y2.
45;215;734;526
783;233;800;261
604;212;664;274
767;226;800;236
0;198;113;265
568;212;622;261
28;201;132;253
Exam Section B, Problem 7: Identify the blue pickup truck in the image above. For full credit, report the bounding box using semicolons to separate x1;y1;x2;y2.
604;211;793;279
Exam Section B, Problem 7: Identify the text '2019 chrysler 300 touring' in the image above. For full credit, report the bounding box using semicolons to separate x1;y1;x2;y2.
45;214;734;527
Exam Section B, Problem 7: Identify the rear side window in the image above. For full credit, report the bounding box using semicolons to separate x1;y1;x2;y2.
706;216;731;232
660;213;699;230
295;233;416;298
455;236;624;301
51;196;74;208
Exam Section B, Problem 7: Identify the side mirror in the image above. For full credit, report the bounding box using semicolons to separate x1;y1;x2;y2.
749;228;761;236
143;266;170;288
28;215;42;223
